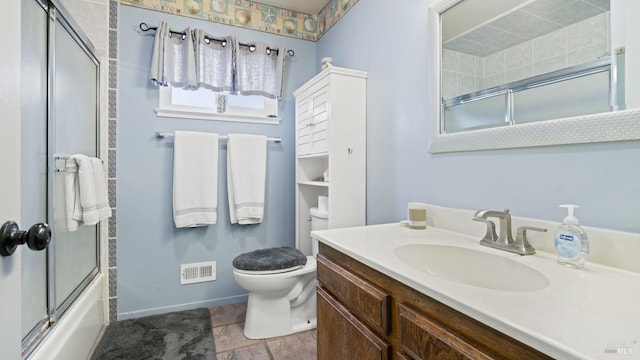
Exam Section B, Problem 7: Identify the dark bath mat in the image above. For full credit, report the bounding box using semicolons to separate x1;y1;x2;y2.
91;308;217;360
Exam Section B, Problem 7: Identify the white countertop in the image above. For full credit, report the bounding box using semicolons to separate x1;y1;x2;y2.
312;223;640;360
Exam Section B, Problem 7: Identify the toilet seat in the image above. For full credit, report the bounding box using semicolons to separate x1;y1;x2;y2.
233;256;316;276
232;246;308;272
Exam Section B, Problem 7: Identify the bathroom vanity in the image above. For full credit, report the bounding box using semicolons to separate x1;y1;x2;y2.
317;243;550;359
313;223;640;359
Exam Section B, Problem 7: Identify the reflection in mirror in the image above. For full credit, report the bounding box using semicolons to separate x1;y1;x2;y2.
440;0;617;134
427;0;640;153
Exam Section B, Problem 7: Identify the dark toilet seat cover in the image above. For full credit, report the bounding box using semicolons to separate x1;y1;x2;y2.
233;247;307;271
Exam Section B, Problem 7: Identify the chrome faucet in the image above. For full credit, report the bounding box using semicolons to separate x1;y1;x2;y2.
472;209;547;255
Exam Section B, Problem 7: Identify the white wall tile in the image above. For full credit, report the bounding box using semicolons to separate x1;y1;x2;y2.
457;74;476;96
475;57;483;78
505;41;533;72
482;73;504;89
457;53;476;76
533;54;566;76
533;28;566;62
566;12;609;51
483;51;505;77
505;65;533;84
442;71;458;99
567;41;609;67
442;49;457;72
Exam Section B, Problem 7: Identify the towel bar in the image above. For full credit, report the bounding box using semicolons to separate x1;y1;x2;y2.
155;131;282;143
54;155;104;173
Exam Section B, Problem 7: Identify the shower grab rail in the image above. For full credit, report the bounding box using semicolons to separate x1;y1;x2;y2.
154;131;282;143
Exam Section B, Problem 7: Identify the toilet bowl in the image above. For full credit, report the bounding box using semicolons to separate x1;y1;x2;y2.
232;207;328;339
233;256;317;339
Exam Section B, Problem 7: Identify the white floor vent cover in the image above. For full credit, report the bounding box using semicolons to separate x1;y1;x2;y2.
180;261;216;285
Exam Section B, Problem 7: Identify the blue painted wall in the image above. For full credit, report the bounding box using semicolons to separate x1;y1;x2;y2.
117;6;316;317
317;0;640;233
118;0;640;318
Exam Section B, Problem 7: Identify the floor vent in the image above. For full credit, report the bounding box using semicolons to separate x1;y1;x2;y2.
180;261;216;285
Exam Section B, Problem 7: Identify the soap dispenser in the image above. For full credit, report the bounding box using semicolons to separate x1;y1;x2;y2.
554;204;589;269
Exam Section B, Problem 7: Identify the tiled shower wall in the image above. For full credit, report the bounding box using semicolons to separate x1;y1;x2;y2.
108;0;118;323
443;11;610;99
58;0;118;322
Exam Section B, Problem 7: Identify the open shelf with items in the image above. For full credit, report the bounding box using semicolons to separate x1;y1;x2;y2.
298;181;329;187
294;67;367;256
297;155;328;183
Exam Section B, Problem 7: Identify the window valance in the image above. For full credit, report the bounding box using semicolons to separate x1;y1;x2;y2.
148;21;285;99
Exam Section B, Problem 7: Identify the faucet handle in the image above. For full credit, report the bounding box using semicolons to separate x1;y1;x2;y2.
517;226;547;237
472;217;498;243
514;226;547;255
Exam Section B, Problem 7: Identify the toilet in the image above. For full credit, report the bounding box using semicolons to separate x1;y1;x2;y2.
232;207;328;339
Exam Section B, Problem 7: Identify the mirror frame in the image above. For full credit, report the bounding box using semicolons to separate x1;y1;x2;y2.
428;0;640;153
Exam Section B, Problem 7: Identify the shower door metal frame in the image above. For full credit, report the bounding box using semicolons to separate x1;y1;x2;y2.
21;0;102;357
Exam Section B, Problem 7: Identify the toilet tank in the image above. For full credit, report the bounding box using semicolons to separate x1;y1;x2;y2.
310;207;329;256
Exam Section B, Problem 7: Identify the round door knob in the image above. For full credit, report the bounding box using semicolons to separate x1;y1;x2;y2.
0;221;51;256
26;223;51;251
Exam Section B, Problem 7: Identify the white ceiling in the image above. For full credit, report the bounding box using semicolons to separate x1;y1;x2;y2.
257;0;329;15
443;0;610;57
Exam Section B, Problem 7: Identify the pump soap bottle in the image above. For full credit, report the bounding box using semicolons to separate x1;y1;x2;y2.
554;204;589;269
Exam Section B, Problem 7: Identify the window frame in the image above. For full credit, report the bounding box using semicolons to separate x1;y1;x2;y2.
155;86;280;124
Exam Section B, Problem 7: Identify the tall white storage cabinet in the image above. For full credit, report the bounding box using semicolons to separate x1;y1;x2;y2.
294;67;367;255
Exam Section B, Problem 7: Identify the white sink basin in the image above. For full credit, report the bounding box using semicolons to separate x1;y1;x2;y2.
394;244;549;292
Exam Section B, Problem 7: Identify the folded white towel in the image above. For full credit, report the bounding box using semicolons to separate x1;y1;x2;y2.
227;134;267;225
64;154;112;232
173;131;219;228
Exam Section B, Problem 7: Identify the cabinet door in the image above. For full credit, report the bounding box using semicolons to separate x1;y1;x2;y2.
296;95;312;156
317;255;390;335
398;304;493;360
309;87;329;154
318;288;390;360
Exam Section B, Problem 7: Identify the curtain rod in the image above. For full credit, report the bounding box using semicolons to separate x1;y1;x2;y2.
139;22;294;57
155;132;282;143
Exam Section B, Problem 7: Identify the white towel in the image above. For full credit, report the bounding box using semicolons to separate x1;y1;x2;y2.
64;154;112;232
227;134;267;225
173;131;219;228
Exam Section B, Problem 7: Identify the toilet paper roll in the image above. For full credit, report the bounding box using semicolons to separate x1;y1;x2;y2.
318;196;328;213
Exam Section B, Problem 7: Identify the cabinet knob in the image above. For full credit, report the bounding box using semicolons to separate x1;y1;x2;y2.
347;148;353;155
0;221;51;257
308;216;312;222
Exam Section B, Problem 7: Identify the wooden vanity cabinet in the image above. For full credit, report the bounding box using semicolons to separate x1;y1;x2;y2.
317;243;552;360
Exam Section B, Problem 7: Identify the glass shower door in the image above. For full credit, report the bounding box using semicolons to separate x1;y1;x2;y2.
20;0;49;351
19;0;101;356
50;12;100;317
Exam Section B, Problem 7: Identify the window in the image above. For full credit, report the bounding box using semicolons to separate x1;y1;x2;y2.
156;86;279;124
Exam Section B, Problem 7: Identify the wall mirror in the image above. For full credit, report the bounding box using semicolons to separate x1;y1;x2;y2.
428;0;640;153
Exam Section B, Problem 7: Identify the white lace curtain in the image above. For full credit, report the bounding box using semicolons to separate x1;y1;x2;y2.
149;21;285;99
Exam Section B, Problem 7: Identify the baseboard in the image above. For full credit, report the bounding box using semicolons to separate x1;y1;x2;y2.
117;294;248;320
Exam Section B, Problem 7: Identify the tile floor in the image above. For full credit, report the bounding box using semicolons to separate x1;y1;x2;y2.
210;302;317;360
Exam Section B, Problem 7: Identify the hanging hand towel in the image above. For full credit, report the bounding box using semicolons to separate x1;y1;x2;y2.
173;131;219;228
194;30;235;92
149;21;197;89
64;154;112;232
227;134;267;225
90;157;113;223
